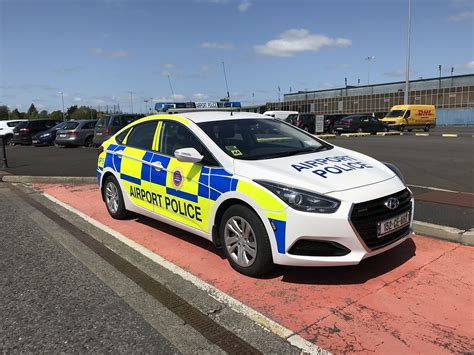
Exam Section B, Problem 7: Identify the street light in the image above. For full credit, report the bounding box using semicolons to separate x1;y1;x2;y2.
365;56;375;85
59;91;65;121
404;0;412;104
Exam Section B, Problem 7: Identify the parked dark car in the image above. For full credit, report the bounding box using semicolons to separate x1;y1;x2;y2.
55;120;98;147
93;114;143;146
333;115;389;134
11;120;61;145
31;121;69;146
294;113;316;133
324;114;348;133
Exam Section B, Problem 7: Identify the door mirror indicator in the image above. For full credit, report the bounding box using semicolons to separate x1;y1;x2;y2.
174;148;203;163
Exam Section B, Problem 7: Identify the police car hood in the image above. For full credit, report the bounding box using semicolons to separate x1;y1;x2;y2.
234;146;396;194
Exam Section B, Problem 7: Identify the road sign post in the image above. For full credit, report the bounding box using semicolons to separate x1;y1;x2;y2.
315;115;324;134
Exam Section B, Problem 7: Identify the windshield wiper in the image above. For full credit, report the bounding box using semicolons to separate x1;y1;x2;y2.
286;146;328;156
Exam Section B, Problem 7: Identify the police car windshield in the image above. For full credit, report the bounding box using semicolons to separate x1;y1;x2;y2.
198;118;331;160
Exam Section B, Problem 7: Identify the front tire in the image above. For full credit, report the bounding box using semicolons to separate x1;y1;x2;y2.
103;175;129;219
220;205;274;277
424;124;430;132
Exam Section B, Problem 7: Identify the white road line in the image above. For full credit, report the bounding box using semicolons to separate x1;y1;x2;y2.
42;192;328;355
407;184;474;195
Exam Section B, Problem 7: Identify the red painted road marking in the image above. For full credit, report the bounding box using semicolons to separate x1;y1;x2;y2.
34;183;474;353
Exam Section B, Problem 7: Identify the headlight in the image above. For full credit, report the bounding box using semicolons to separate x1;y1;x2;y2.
40;133;51;138
383;162;405;184
255;180;340;213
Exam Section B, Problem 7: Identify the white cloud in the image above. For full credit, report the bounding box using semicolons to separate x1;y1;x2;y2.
164;63;176;69
238;0;251;12
448;10;474;21
454;60;474;71
152;94;186;102
74;96;82;102
91;47;129;58
199;42;234;50
160;70;172;77
254;29;352;57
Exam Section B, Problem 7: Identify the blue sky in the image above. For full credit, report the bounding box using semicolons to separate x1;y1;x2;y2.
1;0;473;113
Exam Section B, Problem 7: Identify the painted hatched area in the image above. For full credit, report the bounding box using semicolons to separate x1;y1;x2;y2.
35;183;474;354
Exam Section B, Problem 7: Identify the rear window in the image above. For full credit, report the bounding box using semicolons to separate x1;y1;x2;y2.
7;121;22;127
82;121;97;129
15;121;28;129
96;117;109;128
62;122;79;130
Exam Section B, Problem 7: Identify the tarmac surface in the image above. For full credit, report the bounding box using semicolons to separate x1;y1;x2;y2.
31;182;474;354
0;184;178;353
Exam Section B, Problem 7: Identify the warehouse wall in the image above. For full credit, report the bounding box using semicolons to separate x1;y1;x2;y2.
437;108;474;125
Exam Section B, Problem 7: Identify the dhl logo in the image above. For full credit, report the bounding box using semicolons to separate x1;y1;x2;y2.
418;110;432;116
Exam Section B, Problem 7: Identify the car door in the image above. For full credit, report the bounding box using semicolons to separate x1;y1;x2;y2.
119;120;160;213
154;120;218;233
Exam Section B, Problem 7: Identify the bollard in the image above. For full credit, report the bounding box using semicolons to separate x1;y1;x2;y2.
0;135;8;169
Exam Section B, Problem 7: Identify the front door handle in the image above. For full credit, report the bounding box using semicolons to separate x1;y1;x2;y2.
151;161;163;170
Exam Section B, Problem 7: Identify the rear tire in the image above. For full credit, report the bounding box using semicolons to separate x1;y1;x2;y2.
407;129;413;132
302;125;309;132
103;175;130;220
400;125;406;132
357;127;364;133
84;136;93;147
219;205;274;277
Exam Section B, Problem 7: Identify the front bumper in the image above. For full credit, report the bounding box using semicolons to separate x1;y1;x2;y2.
271;186;414;267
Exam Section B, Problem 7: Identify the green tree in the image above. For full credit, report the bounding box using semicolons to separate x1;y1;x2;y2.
39;109;49;118
0;105;9;120
10;109;22;120
66;105;78;119
70;106;97;120
50;110;63;121
27;103;39;119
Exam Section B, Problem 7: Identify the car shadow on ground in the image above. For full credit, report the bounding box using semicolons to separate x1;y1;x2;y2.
133;213;417;285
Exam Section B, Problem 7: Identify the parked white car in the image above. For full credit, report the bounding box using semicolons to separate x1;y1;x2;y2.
0;120;27;144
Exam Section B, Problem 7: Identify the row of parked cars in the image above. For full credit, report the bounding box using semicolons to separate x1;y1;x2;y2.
0;114;143;147
263;111;389;134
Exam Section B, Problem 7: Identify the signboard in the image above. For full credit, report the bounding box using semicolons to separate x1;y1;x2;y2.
195;102;218;108
316;115;324;134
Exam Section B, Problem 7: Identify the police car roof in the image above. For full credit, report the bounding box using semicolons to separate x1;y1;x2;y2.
178;111;268;123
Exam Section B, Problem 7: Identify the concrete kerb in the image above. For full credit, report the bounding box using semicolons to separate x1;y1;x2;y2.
340;132;371;138
1;175;97;184
413;221;473;246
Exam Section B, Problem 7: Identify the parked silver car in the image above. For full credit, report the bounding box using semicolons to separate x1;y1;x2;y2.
55;120;97;147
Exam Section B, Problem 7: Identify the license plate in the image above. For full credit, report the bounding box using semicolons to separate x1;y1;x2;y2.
59;134;66;138
32;140;39;144
14;133;19;135
96;132;102;135
336;127;343;130
377;211;410;238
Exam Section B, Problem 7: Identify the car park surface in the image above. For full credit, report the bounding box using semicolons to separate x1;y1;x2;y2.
33;182;474;354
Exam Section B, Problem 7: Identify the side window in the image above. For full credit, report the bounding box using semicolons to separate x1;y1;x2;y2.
404;110;410;119
115;127;131;144
160;121;219;166
125;121;158;151
83;122;96;129
112;116;122;126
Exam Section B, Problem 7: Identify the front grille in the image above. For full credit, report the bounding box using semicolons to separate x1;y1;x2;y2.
350;189;412;250
288;240;350;257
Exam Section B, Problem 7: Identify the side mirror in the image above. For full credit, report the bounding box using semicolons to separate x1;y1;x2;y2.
174;147;203;164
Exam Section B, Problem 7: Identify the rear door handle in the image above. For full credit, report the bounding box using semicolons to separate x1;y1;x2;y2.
151;161;163;170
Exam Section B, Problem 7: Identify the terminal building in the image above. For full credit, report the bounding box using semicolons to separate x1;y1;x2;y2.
246;74;474;125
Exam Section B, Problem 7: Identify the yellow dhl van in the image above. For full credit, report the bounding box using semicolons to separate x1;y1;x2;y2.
380;105;436;132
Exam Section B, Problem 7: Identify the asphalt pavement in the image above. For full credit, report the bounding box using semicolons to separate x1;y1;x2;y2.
0;184;178;353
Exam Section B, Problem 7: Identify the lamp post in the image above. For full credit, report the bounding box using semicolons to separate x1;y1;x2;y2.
59;91;65;121
365;56;375;85
404;0;412;104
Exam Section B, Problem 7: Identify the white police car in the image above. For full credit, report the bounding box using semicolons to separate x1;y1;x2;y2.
97;111;413;276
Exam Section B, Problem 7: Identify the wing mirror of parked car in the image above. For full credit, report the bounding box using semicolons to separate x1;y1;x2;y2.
174;148;203;164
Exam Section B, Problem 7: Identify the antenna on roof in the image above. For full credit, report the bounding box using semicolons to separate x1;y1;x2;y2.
221;61;230;102
167;74;175;101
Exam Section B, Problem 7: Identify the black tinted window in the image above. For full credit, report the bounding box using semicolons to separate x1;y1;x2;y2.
7;121;22;127
116;128;131;144
160;121;218;166
126;121;157;151
96;117;108;128
82;121;96;129
63;122;79;130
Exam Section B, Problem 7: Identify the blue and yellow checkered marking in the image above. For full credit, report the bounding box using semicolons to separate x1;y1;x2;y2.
101;141;288;253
